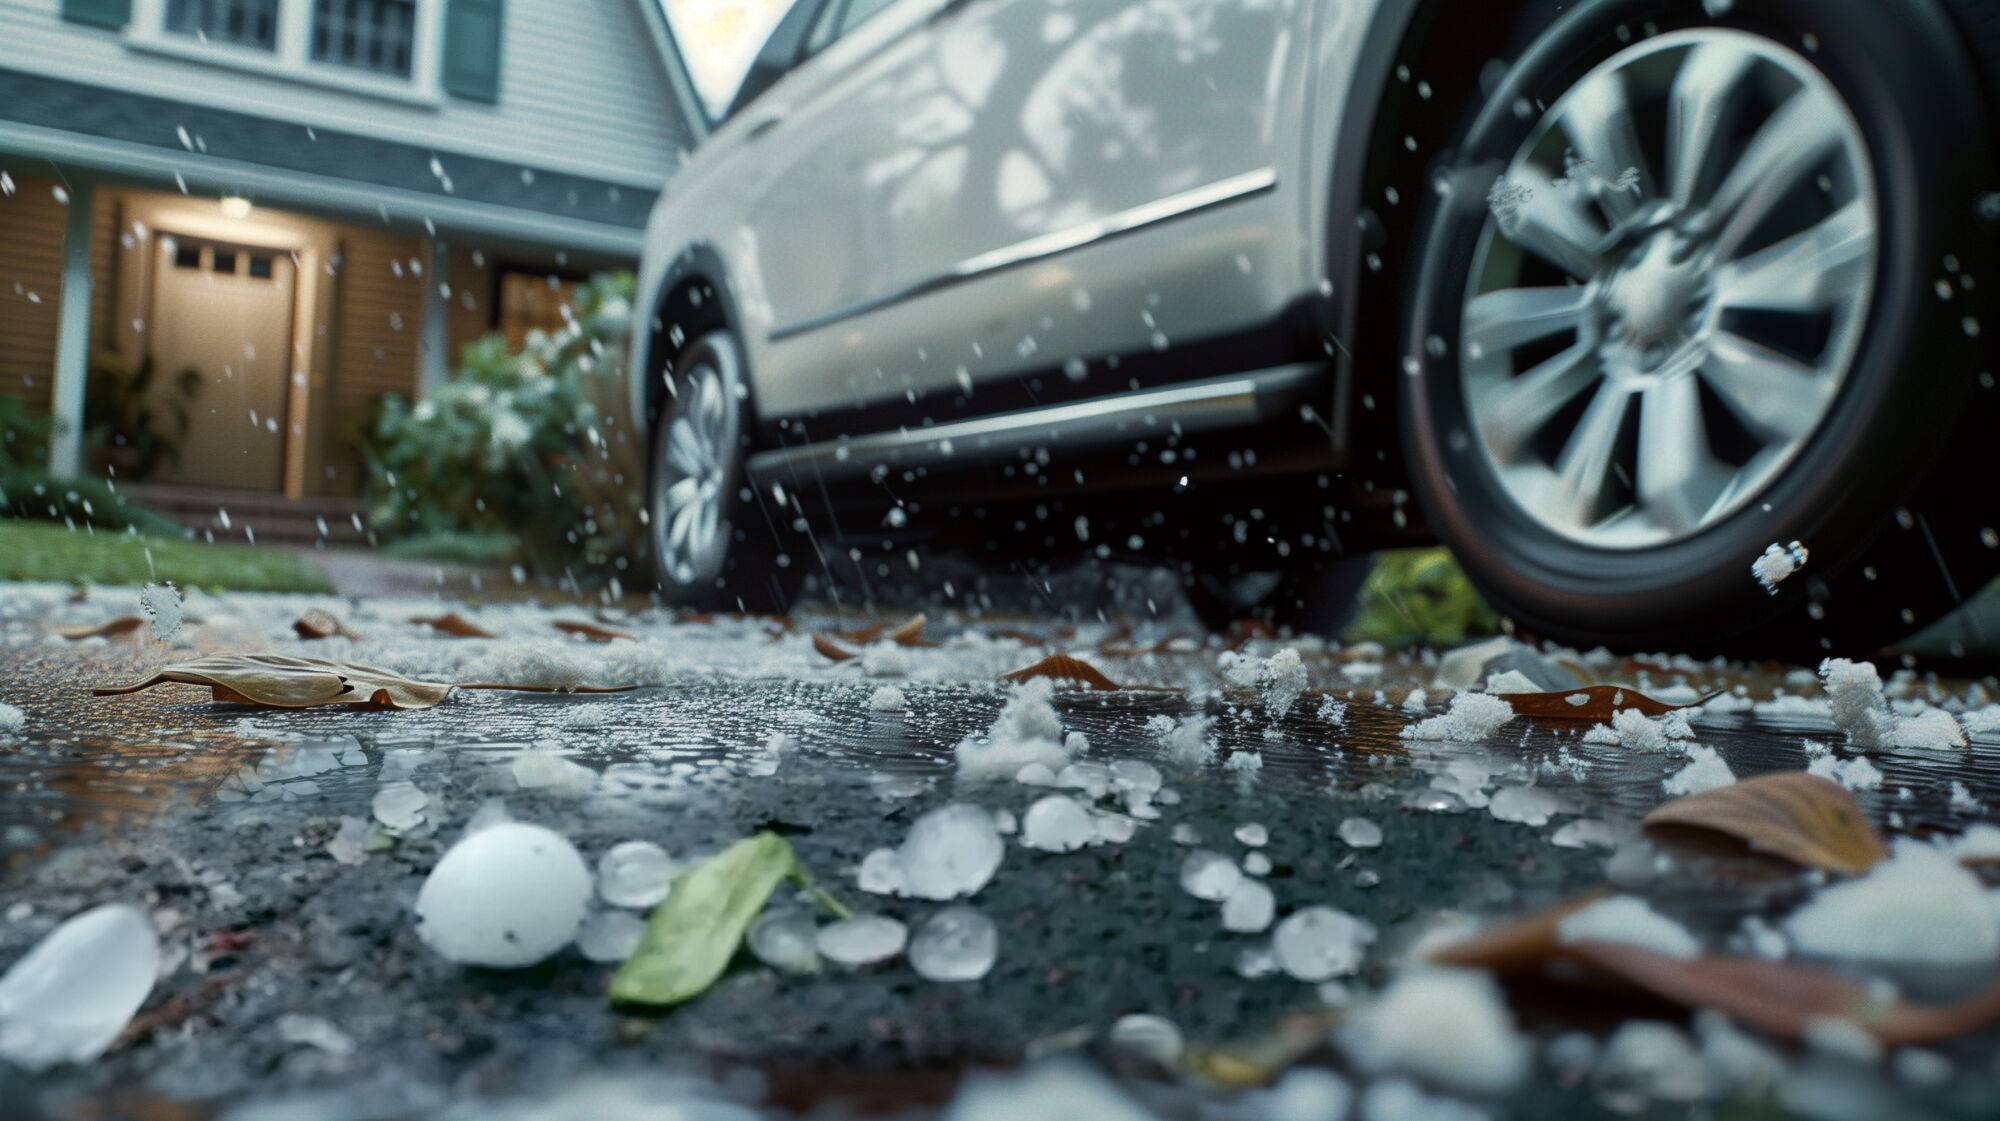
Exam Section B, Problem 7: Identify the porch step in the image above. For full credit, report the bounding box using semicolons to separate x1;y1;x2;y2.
122;483;372;547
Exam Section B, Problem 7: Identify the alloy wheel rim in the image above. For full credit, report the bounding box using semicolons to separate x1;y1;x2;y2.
653;357;736;587
1458;29;1878;550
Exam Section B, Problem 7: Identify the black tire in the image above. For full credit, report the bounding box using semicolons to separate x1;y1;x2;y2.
1399;0;1999;656
646;331;803;613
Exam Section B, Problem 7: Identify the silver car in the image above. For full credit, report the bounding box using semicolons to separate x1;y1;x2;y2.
629;0;1999;653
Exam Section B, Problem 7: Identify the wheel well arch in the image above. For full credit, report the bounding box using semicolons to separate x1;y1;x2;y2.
639;247;737;438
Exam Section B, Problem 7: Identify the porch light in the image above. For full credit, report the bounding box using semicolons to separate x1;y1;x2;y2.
219;195;253;220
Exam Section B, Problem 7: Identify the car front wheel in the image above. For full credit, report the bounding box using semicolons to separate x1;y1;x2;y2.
1400;0;1998;654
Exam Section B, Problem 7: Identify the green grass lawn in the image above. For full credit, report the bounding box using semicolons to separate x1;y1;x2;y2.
0;519;334;593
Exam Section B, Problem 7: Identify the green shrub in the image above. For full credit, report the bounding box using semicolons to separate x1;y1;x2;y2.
0;468;185;537
1344;547;1504;648
0;394;53;470
364;272;644;582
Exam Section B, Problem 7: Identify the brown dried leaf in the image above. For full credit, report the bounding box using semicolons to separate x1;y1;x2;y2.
812;634;857;661
57;615;146;640
552;619;636;643
1643;771;1887;874
293;609;360;641
410;612;497;638
830;621;888;644
1498;684;1708;722
1000;653;1120;691
1427;893;1606;974
885;614;939;647
93;654;454;710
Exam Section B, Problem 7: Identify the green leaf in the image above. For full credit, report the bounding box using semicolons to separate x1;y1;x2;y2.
609;832;800;1007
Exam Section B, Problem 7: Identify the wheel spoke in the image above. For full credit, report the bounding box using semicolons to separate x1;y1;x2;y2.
1636;374;1727;535
1464;285;1593;358
1714;197;1874;314
1558;69;1655;221
666;419;706;477
1550;383;1632;528
1496;163;1610;280
1476;343;1600;461
1701;331;1833;443
663;476;702;514
666;500;699;554
1708;89;1847;256
1667;40;1757;208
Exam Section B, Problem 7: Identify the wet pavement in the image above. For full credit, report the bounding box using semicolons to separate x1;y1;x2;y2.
4;579;2000;1119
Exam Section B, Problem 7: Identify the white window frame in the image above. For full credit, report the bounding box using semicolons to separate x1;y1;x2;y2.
126;0;446;107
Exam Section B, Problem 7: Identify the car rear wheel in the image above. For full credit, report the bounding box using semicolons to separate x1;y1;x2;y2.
1400;0;1998;654
647;331;801;612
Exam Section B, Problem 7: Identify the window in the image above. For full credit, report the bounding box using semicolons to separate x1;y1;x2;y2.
312;0;416;77
212;248;239;274
165;0;279;50
837;0;895;34
248;254;275;279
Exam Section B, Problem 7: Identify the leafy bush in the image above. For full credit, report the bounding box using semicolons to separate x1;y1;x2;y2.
1344;547;1504;647
85;352;203;480
0;394;181;535
0;394;53;470
365;273;644;581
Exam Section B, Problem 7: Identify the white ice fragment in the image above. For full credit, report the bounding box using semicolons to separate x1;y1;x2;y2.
371;782;429;831
858;848;910;896
415;823;591;968
0;904;158;1070
138;581;183;643
1241;1068;1353;1121
1221;878;1277;933
1342;967;1529;1094
1663;747;1736;796
1597;1021;1710;1102
597;841;675;909
1488;785;1559;827
1558;895;1701;959
1159;713;1218;768
1107;1013;1184;1066
1244;852;1273;876
1021;795;1097;852
1272;906;1375;981
1806;752;1884;791
1355;1078;1489;1121
899;803;1004;900
815;914;907;967
1401;688;1429;714
908;905;998;981
276;1013;356;1057
1234;822;1269;847
1015;763;1058;786
955;680;1071;781
326;816;372;865
1317;695;1348;725
574;909;645;963
511;750;599;795
747;907;820;973
1400;692;1515;742
1550;819;1619;849
1170;823;1202;846
1338;817;1384;848
1110;759;1162;798
942;1060;1156;1121
868;686;908;712
1786;842;1999;963
1259;648;1309;720
1225;750;1264;779
1093;811;1138;844
0;703;25;735
1056;761;1111;799
1752;540;1808;594
860;643;912;678
1180;850;1243;901
1484;669;1539;695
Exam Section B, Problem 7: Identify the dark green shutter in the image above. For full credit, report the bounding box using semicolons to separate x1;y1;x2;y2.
442;0;504;103
61;0;131;29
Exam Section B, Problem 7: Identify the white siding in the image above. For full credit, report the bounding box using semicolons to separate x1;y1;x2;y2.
0;0;688;189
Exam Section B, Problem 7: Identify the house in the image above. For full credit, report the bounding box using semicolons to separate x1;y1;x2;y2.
0;0;704;531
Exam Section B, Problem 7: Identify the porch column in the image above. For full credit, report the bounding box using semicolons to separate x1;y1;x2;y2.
48;176;94;478
418;235;450;394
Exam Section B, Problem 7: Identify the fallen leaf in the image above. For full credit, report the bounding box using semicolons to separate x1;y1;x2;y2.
830;620;888;644
1000;653;1120;691
410;612;497;638
94;654;453;710
1643;771;1887;874
1427;893;1605;973
1497;684;1708;721
885;614;939;647
293;609;360;641
812;634;857;661
56;616;145;640
609;833;801;1007
552;620;635;643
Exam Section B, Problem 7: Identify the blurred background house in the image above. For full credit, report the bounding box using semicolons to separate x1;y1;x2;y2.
0;0;703;543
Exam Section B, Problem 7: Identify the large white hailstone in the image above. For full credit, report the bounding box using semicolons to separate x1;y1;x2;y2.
954;680;1070;781
1786;842;2000;964
1662;747;1736;796
1259;648;1308;720
0;904;159;1070
1558;895;1702;959
898;803;1004;900
1400;692;1515;742
416;822;592;968
1342;967;1530;1095
0;702;25;734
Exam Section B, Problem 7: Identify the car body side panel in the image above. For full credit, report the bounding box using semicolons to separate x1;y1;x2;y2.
631;0;1397;436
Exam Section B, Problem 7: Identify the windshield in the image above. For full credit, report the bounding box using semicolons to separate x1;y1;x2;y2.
657;0;798;120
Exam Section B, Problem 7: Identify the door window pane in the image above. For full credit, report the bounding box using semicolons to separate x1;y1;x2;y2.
312;0;417;77
165;0;280;51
